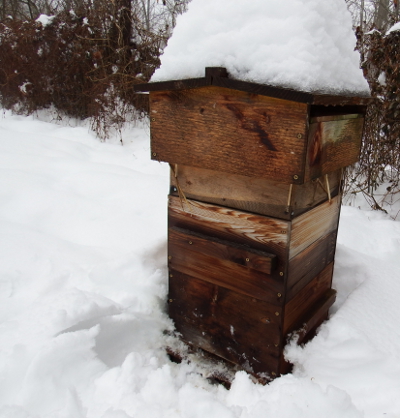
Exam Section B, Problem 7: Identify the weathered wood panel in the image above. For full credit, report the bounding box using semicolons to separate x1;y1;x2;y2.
169;227;277;274
168;196;290;261
280;289;336;376
170;164;341;219
288;289;336;345
305;115;364;181
168;271;283;376
151;86;309;184
283;263;334;333
287;231;337;300
137;67;372;107
168;227;283;304
289;196;340;259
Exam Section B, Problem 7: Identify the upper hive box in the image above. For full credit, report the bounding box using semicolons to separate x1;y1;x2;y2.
136;67;370;185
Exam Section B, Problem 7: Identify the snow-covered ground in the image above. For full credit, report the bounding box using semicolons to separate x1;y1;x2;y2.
0;110;400;418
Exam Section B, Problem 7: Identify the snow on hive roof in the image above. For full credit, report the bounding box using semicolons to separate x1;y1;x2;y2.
151;0;370;96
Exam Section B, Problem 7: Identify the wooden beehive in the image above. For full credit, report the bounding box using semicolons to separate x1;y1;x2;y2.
135;68;370;379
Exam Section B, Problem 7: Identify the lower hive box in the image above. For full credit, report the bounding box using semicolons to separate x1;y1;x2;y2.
167;195;339;378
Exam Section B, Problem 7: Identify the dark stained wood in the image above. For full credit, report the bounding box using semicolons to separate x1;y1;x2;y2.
135;67;372;106
305;115;364;181
168;196;290;261
212;76;313;104
311;95;371;106
278;289;336;375
289;289;337;344
168;271;283;376
170;164;341;220
169;227;277;274
310;105;368;118
151;86;309;184
283;263;334;333
287;231;337;300
168;228;283;304
290;196;340;259
205;67;229;79
310;113;363;123
135;77;208;92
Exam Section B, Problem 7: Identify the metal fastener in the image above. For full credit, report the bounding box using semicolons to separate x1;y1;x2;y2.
246;257;250;262
152;152;157;157
169;274;173;278
277;293;282;298
275;312;280;316
169;299;173;303
271;372;277;376
297;133;303;139
189;241;193;245
293;175;299;180
279;272;284;277
262;317;271;324
151;118;156;122
168;256;172;260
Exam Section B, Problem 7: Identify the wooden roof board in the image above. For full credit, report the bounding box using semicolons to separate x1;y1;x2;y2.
134;67;372;106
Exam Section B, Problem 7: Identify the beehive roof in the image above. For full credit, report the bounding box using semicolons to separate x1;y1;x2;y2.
149;0;370;97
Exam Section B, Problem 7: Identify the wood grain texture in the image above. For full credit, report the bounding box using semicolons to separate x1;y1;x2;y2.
283;263;334;333
168;228;283;304
150;86;308;184
136;67;371;107
289;196;340;259
289;289;336;345
169;227;277;274
287;231;337;301
168;271;283;376
168;196;290;261
170;164;341;220
305;115;364;181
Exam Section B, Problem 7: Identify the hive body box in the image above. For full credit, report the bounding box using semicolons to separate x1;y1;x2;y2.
136;68;369;379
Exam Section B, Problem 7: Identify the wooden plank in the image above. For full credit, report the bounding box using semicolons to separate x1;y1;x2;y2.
135;77;208;92
311;95;371;106
279;289;336;375
170;165;341;220
310;105;367;119
212;76;313;104
136;66;371;106
305;116;364;181
310;113;363;123
150;86;309;184
168;196;290;261
289;196;340;259
289;289;337;344
169;227;277;274
283;263;334;334
168;229;283;304
168;271;282;375
292;171;341;216
287;231;337;300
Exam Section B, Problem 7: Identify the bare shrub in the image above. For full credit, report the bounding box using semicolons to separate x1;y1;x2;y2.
0;0;183;138
345;25;400;215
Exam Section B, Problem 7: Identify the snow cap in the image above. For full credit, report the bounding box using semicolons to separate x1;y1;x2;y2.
36;14;55;27
152;0;370;95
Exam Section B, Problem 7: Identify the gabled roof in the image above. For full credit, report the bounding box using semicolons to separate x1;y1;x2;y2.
134;68;372;107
